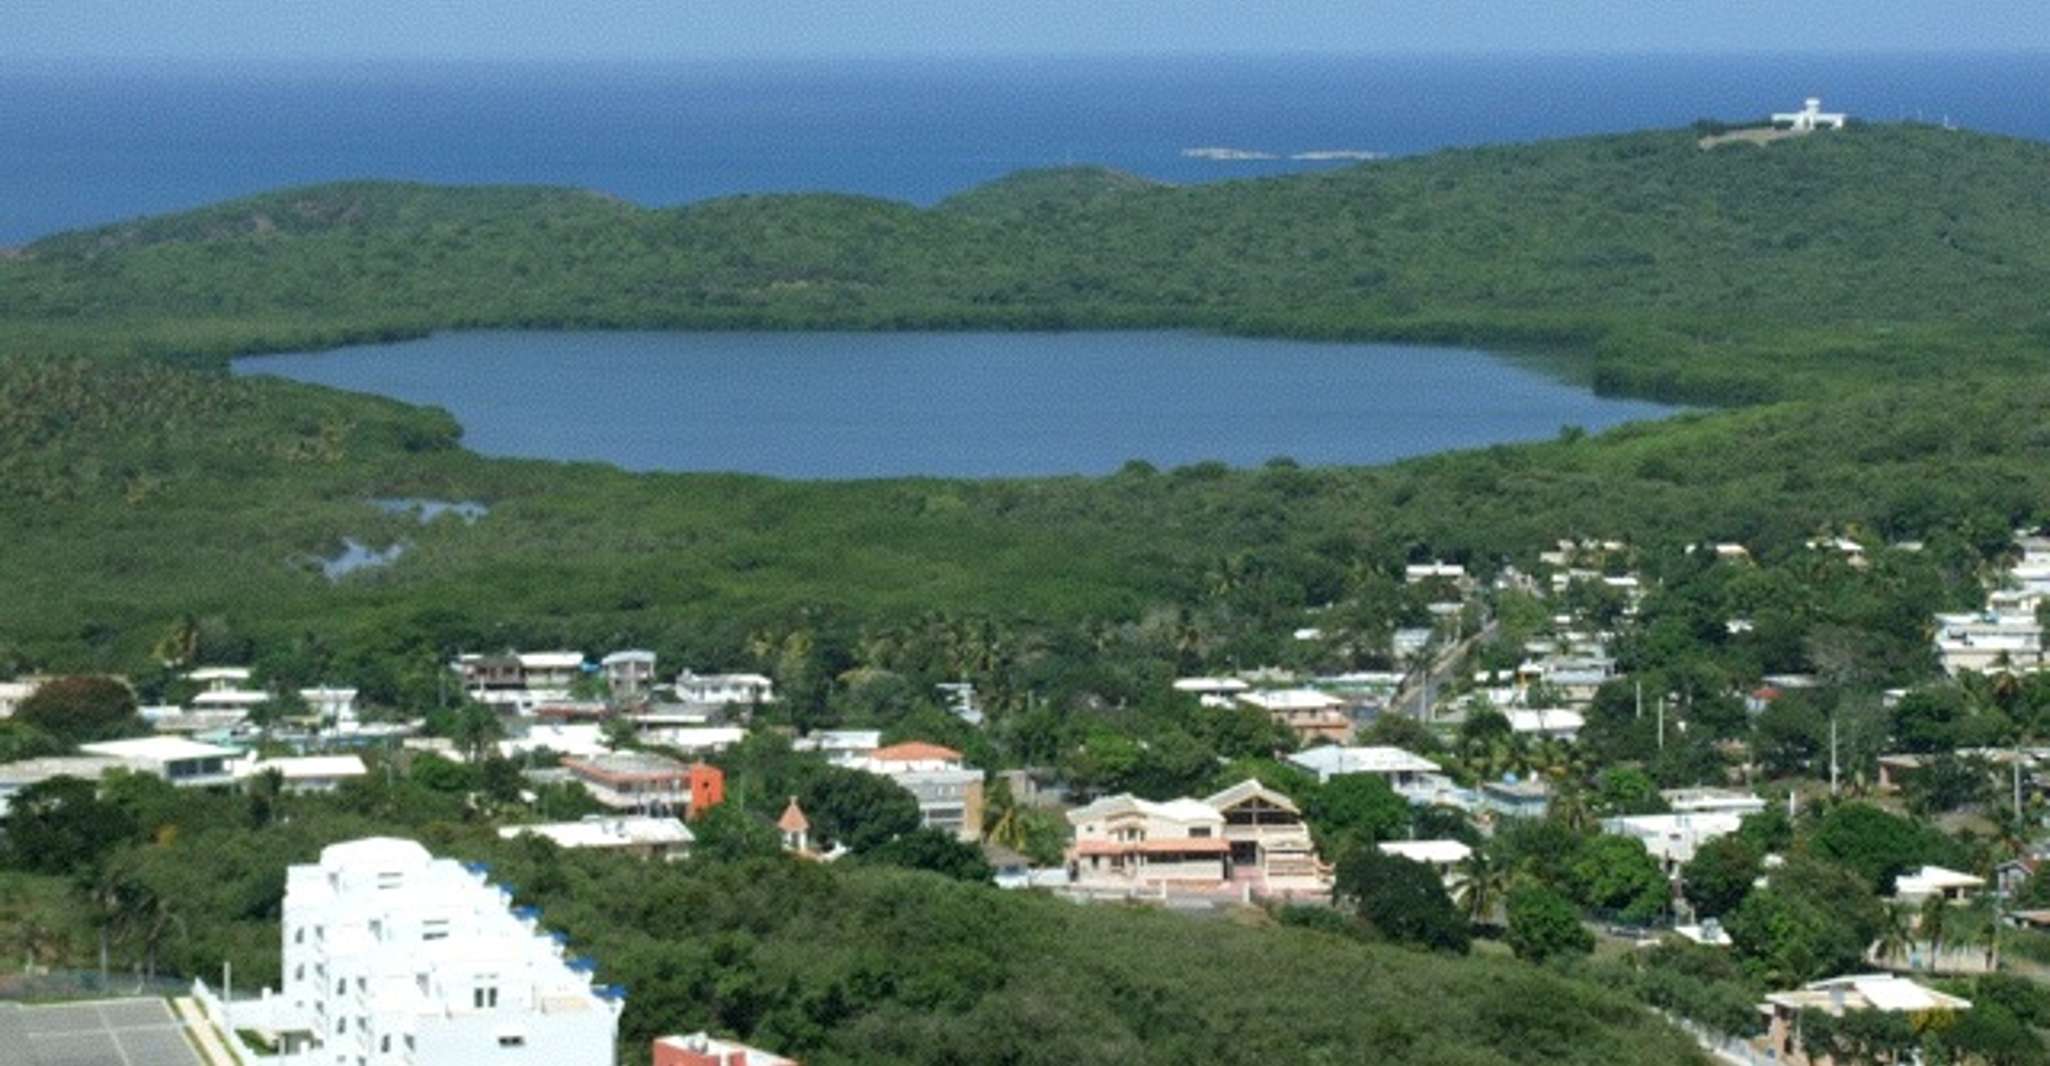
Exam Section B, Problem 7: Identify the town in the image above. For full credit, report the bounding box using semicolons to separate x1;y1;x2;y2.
4;514;2050;1064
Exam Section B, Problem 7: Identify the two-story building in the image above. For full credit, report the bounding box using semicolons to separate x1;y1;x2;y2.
1066;794;1229;892
850;742;983;842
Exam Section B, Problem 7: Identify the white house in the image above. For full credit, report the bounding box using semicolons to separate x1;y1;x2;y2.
453;652;586;713
1602;812;1743;873
673;671;775;707
237;755;368;794
1172;677;1250;709
1285;745;1442;792
1760;974;1967;1066
0;755;125;815
263;837;622;1064
1893;865;1985;906
79;737;238;787
1661;788;1767;817
499;816;693;861
1771;97;1848;132
300;687;361;729
1236;688;1353;744
791;730;883;766
1505;708;1585;742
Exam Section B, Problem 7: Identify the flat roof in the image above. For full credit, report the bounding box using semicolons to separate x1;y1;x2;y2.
80;736;237;761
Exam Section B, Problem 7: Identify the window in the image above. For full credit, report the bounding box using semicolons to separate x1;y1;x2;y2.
381;1036;390;1054
335;979;346;995
376;871;404;890
497;1035;527;1048
1190;827;1211;838
473;984;498;1009
293;927;304;945
422;919;449;941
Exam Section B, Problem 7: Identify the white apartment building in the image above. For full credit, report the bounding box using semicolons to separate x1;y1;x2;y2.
275;837;621;1065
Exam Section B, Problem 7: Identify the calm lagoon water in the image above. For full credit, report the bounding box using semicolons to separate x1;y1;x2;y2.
235;331;1675;479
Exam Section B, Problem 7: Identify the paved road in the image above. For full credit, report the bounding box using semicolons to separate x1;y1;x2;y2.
1392;618;1498;723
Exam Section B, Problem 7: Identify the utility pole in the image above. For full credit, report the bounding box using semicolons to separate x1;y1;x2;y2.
1829;714;1840;797
1635;680;1643;721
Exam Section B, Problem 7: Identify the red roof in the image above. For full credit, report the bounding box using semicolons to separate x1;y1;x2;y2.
777;798;810;833
868;741;962;763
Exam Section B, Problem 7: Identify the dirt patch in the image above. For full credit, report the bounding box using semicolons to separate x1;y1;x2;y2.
1698;127;1806;150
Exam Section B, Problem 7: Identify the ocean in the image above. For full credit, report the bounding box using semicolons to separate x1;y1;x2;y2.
4;51;2046;244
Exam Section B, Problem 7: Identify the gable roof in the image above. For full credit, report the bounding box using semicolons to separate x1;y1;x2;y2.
1202;778;1302;815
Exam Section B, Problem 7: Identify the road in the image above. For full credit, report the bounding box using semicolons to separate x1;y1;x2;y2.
1391;617;1497;723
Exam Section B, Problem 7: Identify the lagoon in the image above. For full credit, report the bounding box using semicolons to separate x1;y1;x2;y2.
235;331;1675;479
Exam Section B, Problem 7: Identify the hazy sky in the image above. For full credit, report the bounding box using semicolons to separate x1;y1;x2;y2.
8;0;2047;61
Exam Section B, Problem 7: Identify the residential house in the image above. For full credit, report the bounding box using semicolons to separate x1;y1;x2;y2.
791;730;883;766
1172;677;1250;709
453;652;588;713
600;651;658;704
260;837;623;1064
79;737;237;787
851;742;984;842
1237;688;1353;744
236;755;368;794
500;816;694;860
1504;708;1584;742
673;672;775;707
653;1032;797;1066
1066;795;1229;892
1378;839;1473;890
1893;865;1985;907
1284;745;1442;795
0;755;124;815
1602;812;1743;874
1933;611;2045;676
1204;779;1328;893
1479;778;1551;820
1660;788;1767;817
299;687;360;730
1758;975;1967;1066
562;752;690;813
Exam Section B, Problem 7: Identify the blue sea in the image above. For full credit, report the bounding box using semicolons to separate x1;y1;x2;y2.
5;51;2048;244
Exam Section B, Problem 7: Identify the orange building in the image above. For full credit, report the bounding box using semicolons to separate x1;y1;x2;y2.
687;762;725;817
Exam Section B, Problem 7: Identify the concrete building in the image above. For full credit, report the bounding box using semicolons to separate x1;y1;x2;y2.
1660;788;1766;817
79;736;237;787
1770;97;1848;132
300;687;361;729
851;742;983;842
1285;745;1441;789
1236;688;1353;744
1602;812;1743;873
270;837;622;1064
1893;865;1985;906
1933;611;2045;676
599;651;657;704
673;672;774;707
562;752;690;813
791;730;882;766
454;652;587;714
1203;779;1327;894
499;816;694;861
653;1032;796;1066
0;755;124;815
1503;708;1584;742
1759;975;1966;1066
1066;794;1229;892
237;755;369;794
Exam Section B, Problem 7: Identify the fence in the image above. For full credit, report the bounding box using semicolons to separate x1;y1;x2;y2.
0;968;189;1004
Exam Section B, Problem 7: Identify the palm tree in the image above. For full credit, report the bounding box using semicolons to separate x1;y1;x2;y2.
982;778;1026;850
1919;894;1951;972
1963;895;2002;972
1455;848;1511;928
1875;902;1915;969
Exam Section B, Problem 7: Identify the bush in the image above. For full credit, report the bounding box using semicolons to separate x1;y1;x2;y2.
1506;883;1592;962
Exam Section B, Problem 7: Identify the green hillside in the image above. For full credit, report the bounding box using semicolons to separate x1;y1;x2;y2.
7;124;2050;401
